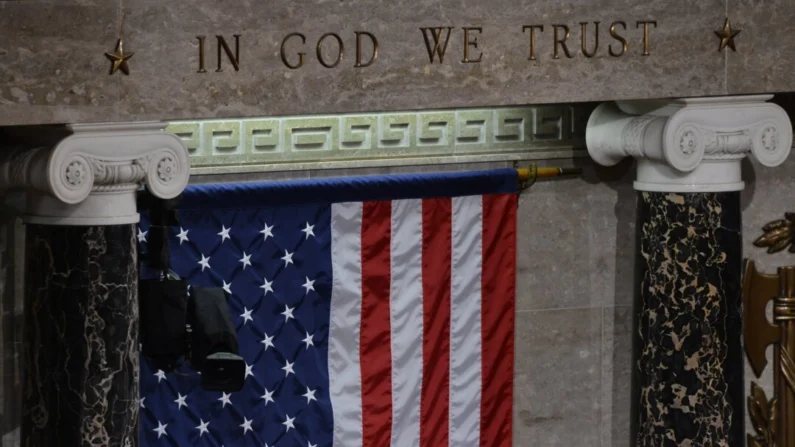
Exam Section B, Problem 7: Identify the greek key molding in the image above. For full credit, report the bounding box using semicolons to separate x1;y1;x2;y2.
585;95;793;192
167;105;591;174
0;122;190;225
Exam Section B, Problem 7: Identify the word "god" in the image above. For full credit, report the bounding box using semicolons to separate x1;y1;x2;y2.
194;20;658;73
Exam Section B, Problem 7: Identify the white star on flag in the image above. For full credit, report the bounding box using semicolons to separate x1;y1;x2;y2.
239;252;252;269
302;386;317;404
309;442;317;447
281;305;294;322
261;333;275;351
137;229;148;243
261;388;275;405
240;417;253;435
218;225;232;242
302;277;315;294
198;254;211;271
282;360;295;377
153;421;168;439
154;370;166;383
176;227;189;244
139;397;146;408
196;419;210;437
302;222;315;239
219;392;232;407
245;363;254;379
260;222;274;241
281;250;294;266
240;307;254;325
260;278;274;296
174;393;188;410
302;332;314;349
282;414;295;432
222;280;232;295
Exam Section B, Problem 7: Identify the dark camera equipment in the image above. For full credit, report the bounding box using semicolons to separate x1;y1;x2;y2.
138;190;245;392
139;278;188;372
188;286;245;392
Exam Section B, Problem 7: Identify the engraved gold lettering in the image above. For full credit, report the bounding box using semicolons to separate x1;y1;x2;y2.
215;35;241;72
609;21;628;57
522;25;544;61
280;32;306;69
580;21;599;58
552;25;573;59
420;27;454;63
636;20;657;55
196;36;207;73
317;32;344;68
354;31;379;68
462;27;483;63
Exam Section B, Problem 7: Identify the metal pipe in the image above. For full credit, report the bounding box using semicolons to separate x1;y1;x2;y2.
516;166;582;181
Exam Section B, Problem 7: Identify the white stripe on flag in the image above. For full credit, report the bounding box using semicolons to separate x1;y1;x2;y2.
389;199;424;447
329;202;364;447
449;195;483;447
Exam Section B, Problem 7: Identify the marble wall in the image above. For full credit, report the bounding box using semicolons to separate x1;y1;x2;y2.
513;156;795;446
1;155;792;446
3;0;795;126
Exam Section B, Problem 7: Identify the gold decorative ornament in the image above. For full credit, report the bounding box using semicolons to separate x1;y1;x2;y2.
514;162;581;190
754;213;795;253
747;382;778;447
105;39;135;75
715;18;741;52
743;261;795;447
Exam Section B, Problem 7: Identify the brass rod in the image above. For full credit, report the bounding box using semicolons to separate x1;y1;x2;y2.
516;167;581;181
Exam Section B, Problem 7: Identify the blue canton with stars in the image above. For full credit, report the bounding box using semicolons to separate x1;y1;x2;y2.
138;201;333;447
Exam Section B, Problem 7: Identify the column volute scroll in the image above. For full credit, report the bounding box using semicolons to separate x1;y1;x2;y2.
0;122;190;225
586;95;792;192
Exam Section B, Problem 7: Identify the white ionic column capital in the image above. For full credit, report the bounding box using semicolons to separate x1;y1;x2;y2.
586;95;792;192
0;122;190;225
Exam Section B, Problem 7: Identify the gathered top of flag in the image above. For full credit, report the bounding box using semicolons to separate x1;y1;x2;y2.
138;169;518;447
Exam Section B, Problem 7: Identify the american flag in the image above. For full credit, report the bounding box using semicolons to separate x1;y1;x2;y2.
138;170;517;447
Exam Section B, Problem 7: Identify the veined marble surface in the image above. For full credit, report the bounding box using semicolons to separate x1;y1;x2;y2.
23;225;139;447
0;0;774;126
729;0;795;94
635;191;744;446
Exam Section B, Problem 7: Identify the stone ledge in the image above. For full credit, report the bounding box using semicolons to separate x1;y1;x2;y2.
168;104;593;175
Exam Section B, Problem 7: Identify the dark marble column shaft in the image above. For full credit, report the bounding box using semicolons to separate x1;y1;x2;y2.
23;224;138;447
632;191;744;446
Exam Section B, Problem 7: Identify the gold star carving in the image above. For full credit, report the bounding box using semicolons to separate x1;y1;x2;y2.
105;39;135;75
715;18;741;52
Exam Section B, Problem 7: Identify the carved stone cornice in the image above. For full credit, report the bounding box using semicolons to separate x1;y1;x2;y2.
585;95;793;192
0;122;190;225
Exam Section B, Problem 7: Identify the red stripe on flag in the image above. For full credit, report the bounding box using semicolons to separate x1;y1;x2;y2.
480;193;516;447
420;198;452;447
360;201;393;447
